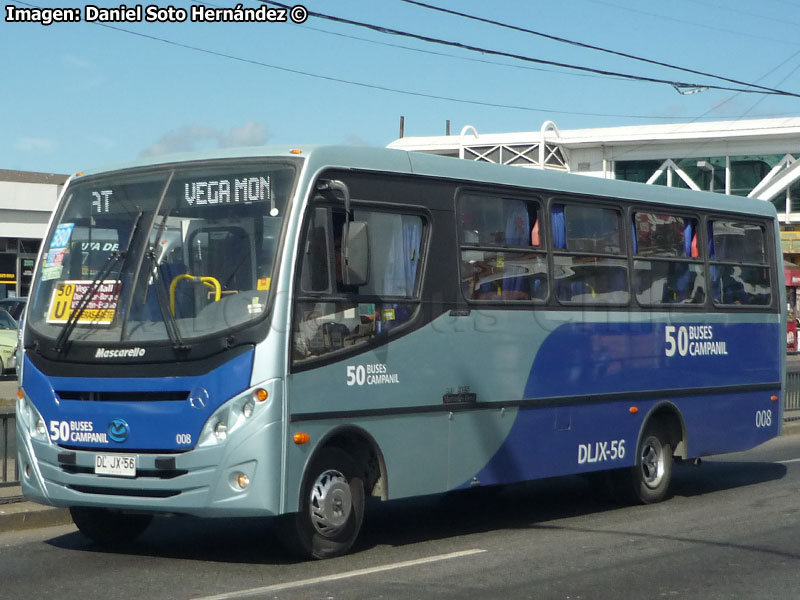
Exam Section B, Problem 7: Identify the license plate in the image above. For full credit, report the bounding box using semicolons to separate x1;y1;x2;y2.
94;454;136;477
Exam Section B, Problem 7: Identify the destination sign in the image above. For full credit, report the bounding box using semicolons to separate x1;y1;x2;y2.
183;176;272;207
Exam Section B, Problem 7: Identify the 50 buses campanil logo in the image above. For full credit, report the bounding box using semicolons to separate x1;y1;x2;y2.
107;419;130;443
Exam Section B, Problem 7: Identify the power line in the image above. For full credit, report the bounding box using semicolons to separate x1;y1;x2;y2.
300;24;635;83
9;0;797;123
398;0;799;97
591;0;800;48
4;0;696;122
262;1;800;98
604;49;800;161
685;0;800;28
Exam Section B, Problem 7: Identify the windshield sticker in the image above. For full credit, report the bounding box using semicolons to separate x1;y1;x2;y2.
184;176;272;207
257;277;271;291
44;222;75;271
41;266;63;281
247;296;264;315
46;280;121;325
45;249;66;267
50;222;75;249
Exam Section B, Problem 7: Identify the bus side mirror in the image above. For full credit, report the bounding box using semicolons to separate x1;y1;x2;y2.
343;221;369;287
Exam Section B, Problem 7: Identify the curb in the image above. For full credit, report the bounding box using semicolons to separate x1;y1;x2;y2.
0;504;72;533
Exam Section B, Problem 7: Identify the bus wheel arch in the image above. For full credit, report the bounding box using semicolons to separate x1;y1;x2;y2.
628;402;685;504
312;425;388;501
640;402;687;460
281;427;387;559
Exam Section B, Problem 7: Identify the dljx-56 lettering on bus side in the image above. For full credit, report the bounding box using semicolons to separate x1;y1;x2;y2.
578;439;626;464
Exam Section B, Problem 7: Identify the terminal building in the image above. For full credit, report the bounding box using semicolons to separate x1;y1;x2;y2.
0;170;67;300
388;116;800;318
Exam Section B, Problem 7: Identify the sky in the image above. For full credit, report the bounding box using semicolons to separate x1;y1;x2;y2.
3;0;800;175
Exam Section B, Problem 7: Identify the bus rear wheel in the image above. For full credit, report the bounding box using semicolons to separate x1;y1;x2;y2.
70;507;152;545
630;425;673;504
283;447;365;560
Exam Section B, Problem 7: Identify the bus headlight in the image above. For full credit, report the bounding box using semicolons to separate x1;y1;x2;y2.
17;394;49;442
242;400;255;419
198;387;269;447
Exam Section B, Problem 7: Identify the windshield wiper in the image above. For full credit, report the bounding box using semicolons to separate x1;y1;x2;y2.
53;212;143;354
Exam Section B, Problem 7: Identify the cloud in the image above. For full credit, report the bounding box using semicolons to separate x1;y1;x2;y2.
140;122;270;158
220;122;269;148
15;137;57;153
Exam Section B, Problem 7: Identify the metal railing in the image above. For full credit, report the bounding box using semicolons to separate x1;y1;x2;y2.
1;412;18;487
784;371;800;422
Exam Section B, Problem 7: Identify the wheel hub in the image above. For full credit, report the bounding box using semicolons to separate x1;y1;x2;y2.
640;435;665;489
309;469;352;536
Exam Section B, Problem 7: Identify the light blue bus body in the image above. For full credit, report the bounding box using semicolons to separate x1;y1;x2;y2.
15;146;784;555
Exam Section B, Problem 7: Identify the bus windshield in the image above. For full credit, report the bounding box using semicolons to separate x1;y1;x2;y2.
27;160;298;348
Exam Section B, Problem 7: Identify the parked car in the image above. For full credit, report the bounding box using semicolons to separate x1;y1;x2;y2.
0;308;17;375
0;297;27;321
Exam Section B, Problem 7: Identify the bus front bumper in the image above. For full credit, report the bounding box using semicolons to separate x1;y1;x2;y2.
17;420;285;518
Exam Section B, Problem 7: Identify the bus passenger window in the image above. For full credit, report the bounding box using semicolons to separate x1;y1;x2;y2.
552;202;628;305
458;193;546;302
632;212;705;306
709;220;771;306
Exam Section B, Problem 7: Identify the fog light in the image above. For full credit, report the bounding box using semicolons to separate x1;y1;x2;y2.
234;472;250;489
242;400;255;419
214;421;228;441
35;418;47;437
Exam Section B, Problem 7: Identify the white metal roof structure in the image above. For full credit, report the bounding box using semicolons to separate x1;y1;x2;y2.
388;117;800;224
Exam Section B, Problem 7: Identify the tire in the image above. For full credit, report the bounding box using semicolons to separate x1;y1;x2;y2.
281;447;365;560
70;507;153;545
629;425;673;504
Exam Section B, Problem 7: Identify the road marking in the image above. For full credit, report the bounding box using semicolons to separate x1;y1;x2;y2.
776;458;800;464
191;549;487;600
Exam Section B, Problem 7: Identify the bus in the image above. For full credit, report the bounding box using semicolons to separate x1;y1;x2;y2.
15;146;784;559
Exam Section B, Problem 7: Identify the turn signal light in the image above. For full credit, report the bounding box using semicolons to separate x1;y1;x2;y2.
235;473;250;489
253;388;268;402
17;388;23;399
293;432;310;445
289;149;303;155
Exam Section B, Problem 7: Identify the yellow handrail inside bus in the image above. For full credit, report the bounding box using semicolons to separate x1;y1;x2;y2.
169;274;222;315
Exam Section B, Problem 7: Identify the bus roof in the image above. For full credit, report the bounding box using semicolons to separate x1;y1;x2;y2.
74;144;777;219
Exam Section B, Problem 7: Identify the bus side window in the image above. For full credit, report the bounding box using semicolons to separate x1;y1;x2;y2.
632;212;705;306
709;220;771;306
292;205;424;362
553;203;628;305
457;193;546;302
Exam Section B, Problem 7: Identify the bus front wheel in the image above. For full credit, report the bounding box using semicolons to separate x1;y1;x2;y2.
284;447;365;559
70;507;152;545
630;425;673;504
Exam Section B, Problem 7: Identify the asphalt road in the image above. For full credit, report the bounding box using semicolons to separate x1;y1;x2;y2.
2;435;800;600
